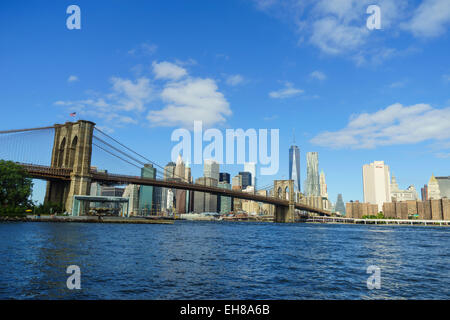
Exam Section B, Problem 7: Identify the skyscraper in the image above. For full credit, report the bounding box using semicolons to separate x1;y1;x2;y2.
219;172;230;184
239;171;252;189
175;154;185;181
244;162;256;189
421;184;428;201
335;194;345;214
319;170;328;198
204;159;220;181
362;161;391;211
427;174;441;200
305;152;320;196
289;145;301;192
161;162;176;213
139;164;156;216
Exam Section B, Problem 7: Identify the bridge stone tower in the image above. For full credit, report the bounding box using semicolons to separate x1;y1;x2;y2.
44;120;95;213
273;180;295;223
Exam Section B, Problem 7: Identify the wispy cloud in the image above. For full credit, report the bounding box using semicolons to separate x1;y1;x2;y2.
389;80;407;88
67;75;79;83
252;0;449;64
310;103;450;151
269;82;303;99
128;42;158;56
225;74;245;86
310;70;327;81
401;0;450;37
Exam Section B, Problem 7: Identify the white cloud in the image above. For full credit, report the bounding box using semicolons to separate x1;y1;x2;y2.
310;70;327;81
443;74;450;82
128;42;158;56
226;74;244;86
310;17;368;55
269;82;303;99
56;61;231;129
310;103;450;149
68;75;79;83
389;80;407;88
54;77;154;128
252;0;450;64
402;0;450;37
147;77;231;127
152;61;187;80
109;77;154;112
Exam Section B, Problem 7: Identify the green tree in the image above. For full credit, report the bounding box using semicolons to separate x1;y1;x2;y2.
0;160;33;209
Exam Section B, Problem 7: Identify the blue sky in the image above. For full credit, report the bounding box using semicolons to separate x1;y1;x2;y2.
1;0;449;205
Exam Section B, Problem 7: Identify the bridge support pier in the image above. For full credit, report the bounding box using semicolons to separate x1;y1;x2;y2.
44;120;95;214
274;204;295;223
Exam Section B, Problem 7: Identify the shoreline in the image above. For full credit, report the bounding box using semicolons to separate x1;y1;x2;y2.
0;215;173;224
1;215;449;227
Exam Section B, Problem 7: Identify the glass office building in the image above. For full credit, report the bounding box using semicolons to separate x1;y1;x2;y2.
289;145;301;192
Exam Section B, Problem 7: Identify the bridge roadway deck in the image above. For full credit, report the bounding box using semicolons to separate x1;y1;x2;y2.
19;163;330;215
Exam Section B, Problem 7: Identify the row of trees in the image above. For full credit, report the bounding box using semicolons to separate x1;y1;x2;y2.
0;160;63;216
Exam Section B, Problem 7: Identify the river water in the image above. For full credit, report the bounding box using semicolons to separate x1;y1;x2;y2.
0;221;448;299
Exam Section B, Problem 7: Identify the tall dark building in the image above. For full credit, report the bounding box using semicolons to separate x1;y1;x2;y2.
219;172;230;184
239;171;252;189
335;194;346;215
421;184;428;201
289;145;301;192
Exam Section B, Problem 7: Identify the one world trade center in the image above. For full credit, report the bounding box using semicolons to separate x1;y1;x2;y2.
289;144;301;192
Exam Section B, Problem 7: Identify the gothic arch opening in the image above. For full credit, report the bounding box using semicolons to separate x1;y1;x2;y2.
277;187;282;199
69;136;78;168
57;137;66;167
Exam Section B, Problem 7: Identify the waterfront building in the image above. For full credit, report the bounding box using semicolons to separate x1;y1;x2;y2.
101;186;124;197
346;201;378;218
239;171;252;189
421;184;428;201
382;199;450;221
335;194;346;215
161;162;176;213
204;159;220;181
362;161;391;212
218;181;232;214
301;195;323;209
319;170;328;198
390;175;418;202
244;162;257;189
123;184;140;216
427;174;441;200
193;177;218;213
139;164;156;216
289;145;301;192
305;152;320;196
184;161;192;212
436;176;450;198
219;172;230;184
90;182;101;196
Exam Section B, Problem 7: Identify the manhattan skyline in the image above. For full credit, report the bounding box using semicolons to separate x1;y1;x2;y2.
1;0;449;205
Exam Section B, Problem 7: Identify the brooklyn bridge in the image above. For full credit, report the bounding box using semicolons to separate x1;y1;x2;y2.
0;120;331;222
